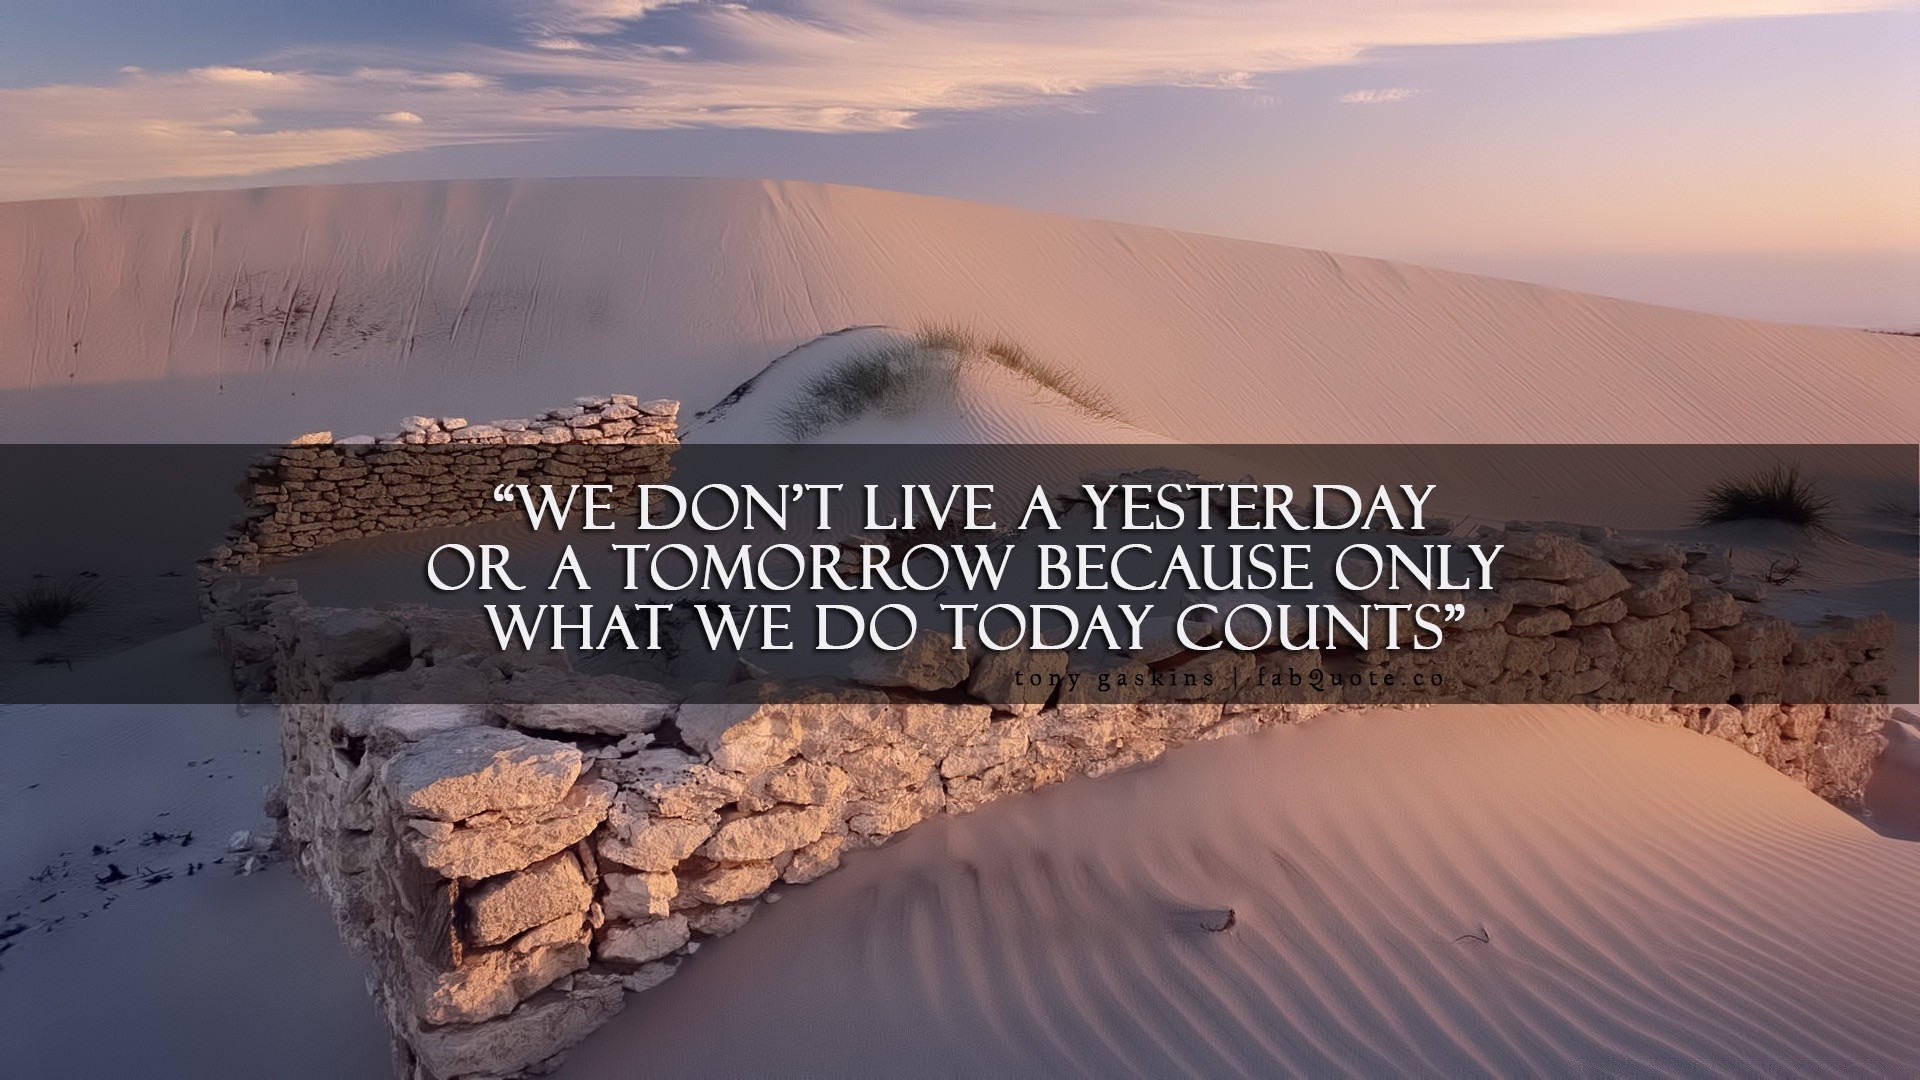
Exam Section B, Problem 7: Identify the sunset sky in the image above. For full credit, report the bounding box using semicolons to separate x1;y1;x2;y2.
2;1;1915;326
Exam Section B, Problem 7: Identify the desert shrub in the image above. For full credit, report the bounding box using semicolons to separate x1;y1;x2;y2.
775;341;956;441
1695;464;1833;532
7;577;97;638
776;324;1124;441
966;332;1124;423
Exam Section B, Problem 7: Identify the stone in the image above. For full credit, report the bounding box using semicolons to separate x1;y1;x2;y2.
1686;583;1742;630
782;833;845;884
896;702;993;758
1499;579;1571;607
597;794;714;871
1494;531;1589;580
1621;566;1691;617
492;668;677;737
383;727;583;823
621;960;680;993
941;718;1033;779
462;852;593;947
408;979;625;1080
739;760;851;812
838;742;936;795
1667;632;1735;701
1504;606;1571;637
1569;596;1628;627
599;915;691;965
686;902;757;937
968;644;1066;717
601;752;745;819
603;871;679;920
408;780;615;880
510;911;589;953
287;607;410;684
420;937;588;1025
288;431;332;446
639;399;679;417
679;861;780;905
1561;560;1630;610
848;630;970;690
1710;616;1796;666
1597;536;1685;570
701;805;833;862
336;702;493;751
844;785;943;839
676;700;803;776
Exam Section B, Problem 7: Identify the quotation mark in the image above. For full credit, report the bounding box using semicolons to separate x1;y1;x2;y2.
1444;603;1465;622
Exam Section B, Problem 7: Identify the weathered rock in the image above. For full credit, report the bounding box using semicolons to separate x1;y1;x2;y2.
598;915;691;965
1494;531;1589;580
679;861;781;905
967;644;1067;715
701;805;833;862
738;760;851;812
408;978;624;1080
942;717;1033;779
462;852;593;947
896;702;993;758
420;937;588;1025
1621;566;1691;617
1562;560;1630;610
686;901;758;937
1710;616;1796;666
1504;606;1572;637
1569;596;1628;627
408;780;614;880
620;960;680;994
1597;536;1686;570
602;871;678;920
597;793;715;871
782;833;845;884
492;667;677;737
607;752;745;820
849;630;970;690
1686;583;1742;630
676;700;803;776
837;742;937;795
383;727;583;823
336;702;493;749
287;607;410;684
1499;579;1571;607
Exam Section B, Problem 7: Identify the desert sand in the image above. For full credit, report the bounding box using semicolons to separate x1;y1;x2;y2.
2;178;1916;1077
562;706;1920;1077
1;178;1916;443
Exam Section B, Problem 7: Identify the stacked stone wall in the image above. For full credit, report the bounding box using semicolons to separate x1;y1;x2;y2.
201;394;678;579
195;403;1897;1078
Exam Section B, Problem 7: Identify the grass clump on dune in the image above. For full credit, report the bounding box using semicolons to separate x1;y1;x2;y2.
776;340;956;441
775;323;1122;441
7;576;97;639
1695;464;1834;533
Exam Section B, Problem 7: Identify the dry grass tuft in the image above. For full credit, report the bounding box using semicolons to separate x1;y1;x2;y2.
774;323;1125;441
1695;464;1834;533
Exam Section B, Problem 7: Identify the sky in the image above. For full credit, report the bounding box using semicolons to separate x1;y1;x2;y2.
1;1;1915;327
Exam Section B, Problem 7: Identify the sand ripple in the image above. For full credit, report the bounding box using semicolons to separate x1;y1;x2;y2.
563;706;1920;1077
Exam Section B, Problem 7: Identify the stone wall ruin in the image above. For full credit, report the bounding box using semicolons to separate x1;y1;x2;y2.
196;400;1897;1078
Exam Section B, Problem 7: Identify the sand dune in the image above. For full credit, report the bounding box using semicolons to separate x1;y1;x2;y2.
562;706;1920;1077
2;178;1914;442
4;178;1916;1077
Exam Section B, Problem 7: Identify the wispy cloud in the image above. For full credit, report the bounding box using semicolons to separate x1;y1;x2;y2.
0;0;1893;199
1340;87;1421;104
